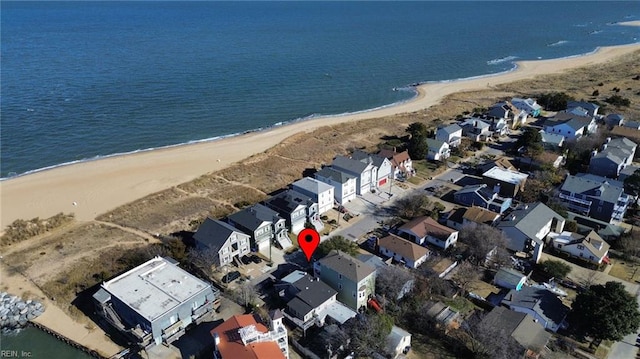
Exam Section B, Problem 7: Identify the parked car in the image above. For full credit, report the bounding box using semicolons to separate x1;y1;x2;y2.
249;254;263;264
222;271;241;284
241;255;252;265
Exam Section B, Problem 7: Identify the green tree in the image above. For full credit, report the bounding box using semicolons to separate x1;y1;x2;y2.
604;95;631;107
624;169;640;198
536;92;575;111
316;235;359;258
568;281;640;342
406;122;430;160
539;260;572;279
343;313;394;357
515;127;543;156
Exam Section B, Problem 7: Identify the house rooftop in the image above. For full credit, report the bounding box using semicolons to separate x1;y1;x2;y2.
502;286;569;330
498;202;564;244
211;314;284;359
100;256;210;322
463;206;500;225
378;234;430;262
292;177;333;195
228;204;282;232
481;306;551;352
287;274;337;318
494;267;526;288
318;250;375;283
539;130;565;145
351;149;388;169
400;216;457;241
426;138;447;149
264;190;313;214
194;218;246;250
332;155;371;174
316;166;356;184
438;123;463;135
482;166;528;184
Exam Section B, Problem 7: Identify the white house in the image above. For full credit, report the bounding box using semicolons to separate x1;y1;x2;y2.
378;149;414;180
378;234;430;269
193;218;251;267
351;150;393;188
543;113;597;140
426;138;450;162
460;117;492;142
549;230;610;265
292;177;335;215
314;167;357;204
385;326;412;359
435;124;463;147
487;101;528;129
567;101;600;118
331;155;378;195
511;97;542;117
398;216;458;250
493;267;527;291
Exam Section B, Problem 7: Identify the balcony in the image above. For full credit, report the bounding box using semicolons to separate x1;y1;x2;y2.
559;193;592;206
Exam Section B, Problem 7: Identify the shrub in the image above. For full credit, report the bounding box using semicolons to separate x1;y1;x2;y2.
604;95;630;107
1;213;75;245
539;259;572;279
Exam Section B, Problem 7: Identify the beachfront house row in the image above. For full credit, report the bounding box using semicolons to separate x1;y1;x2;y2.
453;184;512;214
278;271;356;332
227;203;291;255
460;117;492;142
398;216;458;250
291;177;334;215
331;155;378;194
211;312;289;359
498;202;565;263
435;124;463;147
481;166;528;198
378;234;430;269
588;137;637;179
542;112;597;141
351;149;393;188
314;250;376;311
426;138;450;162
264;190;323;235
558;173;630;223
487;101;528;129
567;101;600;118
314;166;357;204
378;148;415;180
549;230;610;265
511;97;542;117
502;286;569;333
193;218;251;267
93;257;220;348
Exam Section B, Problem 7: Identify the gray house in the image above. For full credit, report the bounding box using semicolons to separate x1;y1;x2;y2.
502;286;569;333
331;155;378;195
588;137;637;178
227;204;291;254
453;184;512;214
351;150;393;188
264;190;323;234
558;173;630;223
480;307;551;357
193;218;251;267
435;123;463;147
567;101;600;118
93;256;219;348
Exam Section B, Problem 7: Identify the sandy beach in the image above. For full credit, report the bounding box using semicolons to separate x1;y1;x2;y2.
1;42;640;229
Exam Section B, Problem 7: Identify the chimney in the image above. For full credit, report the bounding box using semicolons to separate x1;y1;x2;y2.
591;150;598;158
606;137;611;144
602;144;608;151
214;333;221;347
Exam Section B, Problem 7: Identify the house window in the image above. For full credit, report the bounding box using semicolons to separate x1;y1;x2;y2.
577;244;584;250
339;284;342;290
339;274;342;280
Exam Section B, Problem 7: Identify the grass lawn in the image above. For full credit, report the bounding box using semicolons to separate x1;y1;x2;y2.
413;160;442;179
594;340;614;359
608;258;640;282
408;176;425;185
407;333;458;359
442;297;477;315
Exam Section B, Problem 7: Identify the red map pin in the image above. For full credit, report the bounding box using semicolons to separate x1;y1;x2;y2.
298;228;320;262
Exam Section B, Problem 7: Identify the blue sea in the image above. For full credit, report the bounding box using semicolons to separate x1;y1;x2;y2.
1;1;639;179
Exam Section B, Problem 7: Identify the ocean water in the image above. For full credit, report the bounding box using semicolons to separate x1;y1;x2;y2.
1;1;638;179
0;326;92;358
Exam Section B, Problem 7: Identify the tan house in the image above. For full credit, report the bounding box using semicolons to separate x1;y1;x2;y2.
462;206;500;227
378;234;430;269
398;216;458;250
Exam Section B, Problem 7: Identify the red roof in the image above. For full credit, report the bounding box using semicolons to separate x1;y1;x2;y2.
211;314;285;359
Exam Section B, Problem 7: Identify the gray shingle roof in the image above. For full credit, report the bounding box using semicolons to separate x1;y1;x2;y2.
332;155;371;174
316;166;355;184
193;218;245;250
567;101;599;112
287;274;337;317
426;138;447;150
264;190;313;216
438;124;463;135
292;177;333;195
561;173;624;204
351;150;388;169
544;113;592;131
319;250;375;283
227;204;282;232
498;202;563;244
481;306;551;351
455;184;494;202
502;286;569;330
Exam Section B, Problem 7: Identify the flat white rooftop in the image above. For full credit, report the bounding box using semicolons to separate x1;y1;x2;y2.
483;167;528;184
102;257;208;322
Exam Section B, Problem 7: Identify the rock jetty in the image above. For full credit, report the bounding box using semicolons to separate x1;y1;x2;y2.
0;292;45;332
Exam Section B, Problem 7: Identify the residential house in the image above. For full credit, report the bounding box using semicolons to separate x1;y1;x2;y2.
480;307;551;358
193;218;251;267
565;211;626;242
558;173;630;223
605;113;624;127
227;204;291;254
314;250;376;311
481;166;528;198
435;123;463;147
378;148;414;180
623;120;640;130
398;216;458;250
489;116;510;137
611;126;640;145
357;253;391;271
542;112;597;140
331;155;378;195
493;267;527;291
498;202;565;263
588;137;637;178
462;206;501;226
426;138;450;162
453;184;512;214
502;286;569;332
93;257;219;348
460;117;492;142
567;101;600;118
314;166;357;204
477;157;516;174
619;164;640;181
385;326;412;359
549;230;610;265
487;101;528;128
351;150;393;188
511;97;542;117
539;130;565;149
424;301;462;331
211;312;289;359
378;234;430;269
292;177;335;215
278;271;356;332
264;190;323;234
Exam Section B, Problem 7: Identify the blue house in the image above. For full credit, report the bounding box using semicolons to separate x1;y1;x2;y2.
453;184;512;214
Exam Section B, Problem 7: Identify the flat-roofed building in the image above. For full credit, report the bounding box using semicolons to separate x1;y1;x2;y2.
482;166;528;197
93;256;219;348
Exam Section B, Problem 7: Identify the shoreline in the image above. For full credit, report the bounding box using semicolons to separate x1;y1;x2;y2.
1;42;640;228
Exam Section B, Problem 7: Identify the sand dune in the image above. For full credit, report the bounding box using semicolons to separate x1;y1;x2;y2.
2;43;639;228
